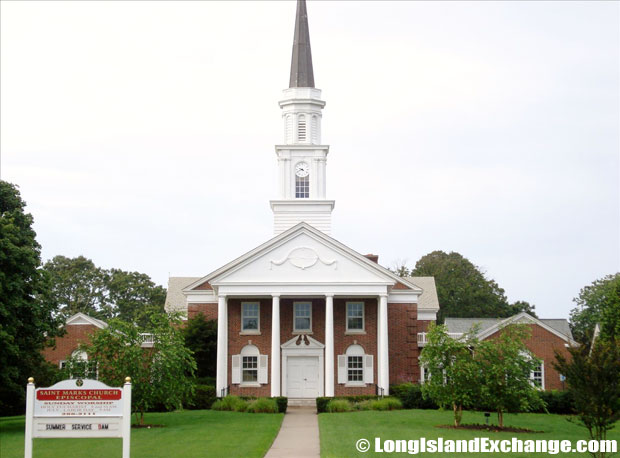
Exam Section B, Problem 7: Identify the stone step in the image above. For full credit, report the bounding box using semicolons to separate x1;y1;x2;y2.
287;398;317;407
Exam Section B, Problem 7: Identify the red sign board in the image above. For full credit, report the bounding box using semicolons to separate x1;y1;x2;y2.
36;389;122;401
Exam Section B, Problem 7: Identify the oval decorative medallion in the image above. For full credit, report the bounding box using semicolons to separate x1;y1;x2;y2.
287;247;318;269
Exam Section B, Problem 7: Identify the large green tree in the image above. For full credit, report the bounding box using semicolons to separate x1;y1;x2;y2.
67;311;196;424
411;250;536;322
419;323;480;426
554;337;620;458
569;273;620;345
0;181;63;414
183;313;217;379
43;255;166;324
476;325;544;427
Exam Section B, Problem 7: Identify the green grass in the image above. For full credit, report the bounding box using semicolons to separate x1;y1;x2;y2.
319;409;620;457
0;409;283;458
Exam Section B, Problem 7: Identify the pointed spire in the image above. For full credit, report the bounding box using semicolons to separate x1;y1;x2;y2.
289;0;315;88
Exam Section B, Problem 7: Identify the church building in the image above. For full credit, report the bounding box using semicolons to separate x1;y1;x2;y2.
165;0;440;401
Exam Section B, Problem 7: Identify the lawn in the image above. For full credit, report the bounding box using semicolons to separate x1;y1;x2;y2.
319;409;620;457
0;410;283;458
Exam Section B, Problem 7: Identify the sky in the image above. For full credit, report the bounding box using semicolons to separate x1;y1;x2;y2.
1;1;618;320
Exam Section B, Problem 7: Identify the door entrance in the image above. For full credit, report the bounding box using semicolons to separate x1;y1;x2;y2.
286;356;320;398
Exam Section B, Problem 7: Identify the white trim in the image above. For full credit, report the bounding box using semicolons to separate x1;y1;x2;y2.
346;301;365;332
241;301;260;333
531;361;545;390
476;312;577;346
293;301;312;332
182;223;422;293
65;313;107;329
417;310;438;321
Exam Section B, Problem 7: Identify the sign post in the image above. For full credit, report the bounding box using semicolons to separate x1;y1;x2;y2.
24;377;132;458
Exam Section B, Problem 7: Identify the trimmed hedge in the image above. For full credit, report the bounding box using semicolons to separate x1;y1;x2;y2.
188;384;217;410
536;390;575;415
390;383;438;410
273;397;288;413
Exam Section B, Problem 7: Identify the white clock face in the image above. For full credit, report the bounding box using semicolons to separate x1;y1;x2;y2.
295;162;309;177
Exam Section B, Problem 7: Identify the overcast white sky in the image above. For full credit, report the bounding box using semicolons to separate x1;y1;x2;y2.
1;1;618;319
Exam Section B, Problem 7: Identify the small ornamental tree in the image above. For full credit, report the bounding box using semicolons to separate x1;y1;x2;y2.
476;324;544;427
69;311;196;424
419;323;480;426
554;338;620;458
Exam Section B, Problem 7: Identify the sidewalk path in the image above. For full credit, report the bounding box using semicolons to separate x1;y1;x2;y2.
265;406;320;458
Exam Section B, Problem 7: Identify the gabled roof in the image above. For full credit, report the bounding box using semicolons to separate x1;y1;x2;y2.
405;276;439;311
165;277;201;312
183;222;422;293
445;312;576;345
65;312;107;329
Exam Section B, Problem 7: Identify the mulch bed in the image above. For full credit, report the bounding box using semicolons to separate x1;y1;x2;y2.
437;424;542;433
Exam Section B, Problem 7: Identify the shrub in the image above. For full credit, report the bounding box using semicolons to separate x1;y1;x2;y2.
369;397;403;411
246;398;279;413
326;399;353;413
195;376;217;386
188;385;216;410
391;383;438;410
212;395;248;412
537;390;575;415
356;400;373;411
316;397;331;413
273;397;288;413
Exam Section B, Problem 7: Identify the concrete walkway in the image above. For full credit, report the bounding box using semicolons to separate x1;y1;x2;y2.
265;406;320;458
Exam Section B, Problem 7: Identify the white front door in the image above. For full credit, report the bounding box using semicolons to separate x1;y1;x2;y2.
287;356;320;398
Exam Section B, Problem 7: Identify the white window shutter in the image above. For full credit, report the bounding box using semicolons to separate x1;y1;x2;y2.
364;355;374;384
338;355;347;384
258;355;268;384
231;355;241;384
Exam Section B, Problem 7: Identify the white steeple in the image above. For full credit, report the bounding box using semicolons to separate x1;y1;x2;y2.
270;0;334;235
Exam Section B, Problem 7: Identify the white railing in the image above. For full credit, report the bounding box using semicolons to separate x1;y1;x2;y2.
417;332;462;346
140;333;155;348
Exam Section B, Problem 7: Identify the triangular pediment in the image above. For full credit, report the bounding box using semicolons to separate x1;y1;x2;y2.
281;335;324;349
185;223;420;290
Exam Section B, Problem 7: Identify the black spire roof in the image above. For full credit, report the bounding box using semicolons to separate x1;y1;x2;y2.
289;0;315;88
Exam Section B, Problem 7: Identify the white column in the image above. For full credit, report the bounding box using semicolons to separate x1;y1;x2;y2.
122;377;132;458
216;295;228;397
24;378;34;458
378;295;390;395
271;294;281;397
325;294;334;397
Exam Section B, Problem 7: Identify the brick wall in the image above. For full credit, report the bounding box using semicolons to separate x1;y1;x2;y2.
484;323;572;391
42;324;100;367
334;298;377;396
388;303;420;384
188;303;217;321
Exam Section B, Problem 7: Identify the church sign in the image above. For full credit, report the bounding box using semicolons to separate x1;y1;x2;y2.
24;378;132;458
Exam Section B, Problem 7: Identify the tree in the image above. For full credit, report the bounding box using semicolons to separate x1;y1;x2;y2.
43;255;107;319
389;259;411;278
68;311;196;424
475;324;544;427
42;256;166;324
106;269;166;325
0;181;63;414
419;323;480;426
554;338;620;458
412;251;536;322
570;273;620;345
183;313;218;379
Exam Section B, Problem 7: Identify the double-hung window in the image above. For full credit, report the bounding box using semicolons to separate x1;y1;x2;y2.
346;302;364;332
531;362;544;389
242;356;258;382
241;302;260;333
347;356;364;382
294;302;312;332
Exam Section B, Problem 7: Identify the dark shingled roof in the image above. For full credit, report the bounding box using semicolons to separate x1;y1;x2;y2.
289;0;315;88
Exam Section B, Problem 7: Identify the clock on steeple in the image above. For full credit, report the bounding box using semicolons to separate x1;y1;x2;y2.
270;0;335;235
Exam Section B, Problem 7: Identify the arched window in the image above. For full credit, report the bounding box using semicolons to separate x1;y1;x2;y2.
297;114;307;142
285;114;293;143
240;344;259;383
232;344;268;386
311;115;319;144
337;344;373;385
